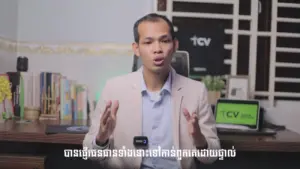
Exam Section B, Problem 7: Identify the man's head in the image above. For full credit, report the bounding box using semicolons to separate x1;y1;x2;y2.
132;13;178;74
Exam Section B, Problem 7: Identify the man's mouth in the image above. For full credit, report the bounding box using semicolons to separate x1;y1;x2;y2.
153;57;165;66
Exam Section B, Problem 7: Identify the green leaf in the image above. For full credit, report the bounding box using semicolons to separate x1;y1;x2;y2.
201;75;225;91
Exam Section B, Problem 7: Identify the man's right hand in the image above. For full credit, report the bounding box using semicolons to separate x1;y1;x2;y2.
96;100;119;145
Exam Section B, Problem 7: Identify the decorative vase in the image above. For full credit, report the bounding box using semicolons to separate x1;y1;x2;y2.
24;107;40;121
207;91;221;105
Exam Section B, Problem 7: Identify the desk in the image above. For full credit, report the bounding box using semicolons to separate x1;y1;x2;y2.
0;120;300;169
220;130;300;152
0;120;86;169
0;120;85;145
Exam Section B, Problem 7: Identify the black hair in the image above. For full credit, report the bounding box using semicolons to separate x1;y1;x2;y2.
133;13;176;43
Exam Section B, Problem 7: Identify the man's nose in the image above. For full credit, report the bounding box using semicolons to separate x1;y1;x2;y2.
153;41;163;53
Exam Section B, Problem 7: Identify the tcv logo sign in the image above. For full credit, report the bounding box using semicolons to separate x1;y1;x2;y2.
190;35;211;47
222;111;255;119
223;111;239;118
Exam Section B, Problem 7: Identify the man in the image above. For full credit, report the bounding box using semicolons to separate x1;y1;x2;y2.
83;13;220;169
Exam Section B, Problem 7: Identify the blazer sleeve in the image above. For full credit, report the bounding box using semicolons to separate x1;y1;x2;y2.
82;81;113;161
196;83;221;164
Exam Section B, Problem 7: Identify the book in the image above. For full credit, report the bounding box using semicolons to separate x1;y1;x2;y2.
60;77;72;120
76;84;88;120
21;71;92;121
0;73;14;120
39;72;60;120
6;72;24;118
53;73;61;118
70;81;77;120
21;72;40;109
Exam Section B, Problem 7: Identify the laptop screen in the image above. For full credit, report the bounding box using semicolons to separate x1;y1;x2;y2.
215;99;260;129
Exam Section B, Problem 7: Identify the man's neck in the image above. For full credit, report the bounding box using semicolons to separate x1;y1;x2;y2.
143;67;170;92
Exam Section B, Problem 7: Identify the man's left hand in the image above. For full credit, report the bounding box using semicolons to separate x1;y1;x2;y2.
183;108;207;149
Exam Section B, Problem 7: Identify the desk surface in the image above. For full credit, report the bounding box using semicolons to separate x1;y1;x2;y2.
1;119;300;152
0;120;86;145
221;130;300;152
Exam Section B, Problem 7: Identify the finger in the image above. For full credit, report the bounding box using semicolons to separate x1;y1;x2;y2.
103;108;112;125
191;118;196;124
107;115;116;131
183;108;191;121
108;115;116;131
107;116;112;124
104;100;112;112
101;101;112;124
111;100;119;121
192;112;198;121
103;116;112;130
191;113;200;129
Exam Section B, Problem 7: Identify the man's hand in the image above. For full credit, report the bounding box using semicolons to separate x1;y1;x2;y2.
96;100;119;145
183;108;207;148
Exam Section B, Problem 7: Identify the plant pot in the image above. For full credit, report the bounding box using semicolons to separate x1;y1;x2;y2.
207;91;221;105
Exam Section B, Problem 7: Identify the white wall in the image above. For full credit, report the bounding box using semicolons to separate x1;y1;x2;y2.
17;0;153;43
0;0;19;73
0;0;18;39
14;0;153;101
262;100;300;133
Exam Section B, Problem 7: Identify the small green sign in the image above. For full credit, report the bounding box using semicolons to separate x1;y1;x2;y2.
216;103;258;125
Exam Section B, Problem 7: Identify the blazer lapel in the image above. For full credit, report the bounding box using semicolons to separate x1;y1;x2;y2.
131;83;142;135
131;69;143;167
131;68;143;136
171;68;184;151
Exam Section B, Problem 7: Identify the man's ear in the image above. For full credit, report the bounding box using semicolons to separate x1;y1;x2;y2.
132;42;140;57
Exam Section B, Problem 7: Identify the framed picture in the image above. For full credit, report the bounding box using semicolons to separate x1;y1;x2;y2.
226;75;250;100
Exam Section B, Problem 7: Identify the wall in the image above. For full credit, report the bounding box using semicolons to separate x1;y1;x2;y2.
0;0;19;73
0;0;18;39
14;0;153;101
262;100;300;133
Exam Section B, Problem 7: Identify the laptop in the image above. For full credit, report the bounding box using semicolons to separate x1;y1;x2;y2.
214;99;276;135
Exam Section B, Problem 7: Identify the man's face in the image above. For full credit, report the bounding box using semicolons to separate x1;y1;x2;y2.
133;19;178;73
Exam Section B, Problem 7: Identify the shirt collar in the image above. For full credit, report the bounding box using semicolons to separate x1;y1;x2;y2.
141;67;172;94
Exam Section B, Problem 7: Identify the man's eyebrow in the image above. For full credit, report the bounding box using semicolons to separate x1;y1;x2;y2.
144;37;153;40
142;35;171;41
159;35;171;39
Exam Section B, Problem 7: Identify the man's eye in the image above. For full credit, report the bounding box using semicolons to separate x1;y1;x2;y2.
144;42;151;44
162;40;171;43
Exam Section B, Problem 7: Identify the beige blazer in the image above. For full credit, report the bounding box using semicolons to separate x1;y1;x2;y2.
83;68;220;169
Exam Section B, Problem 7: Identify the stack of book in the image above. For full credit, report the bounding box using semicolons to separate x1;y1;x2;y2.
0;71;89;121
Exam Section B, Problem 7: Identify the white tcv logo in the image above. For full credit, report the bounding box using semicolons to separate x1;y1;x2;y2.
190;35;211;47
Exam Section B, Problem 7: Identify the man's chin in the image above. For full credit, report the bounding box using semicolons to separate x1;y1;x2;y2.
150;66;169;73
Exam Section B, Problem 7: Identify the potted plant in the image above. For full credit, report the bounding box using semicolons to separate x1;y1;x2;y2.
0;75;13;121
201;75;225;105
